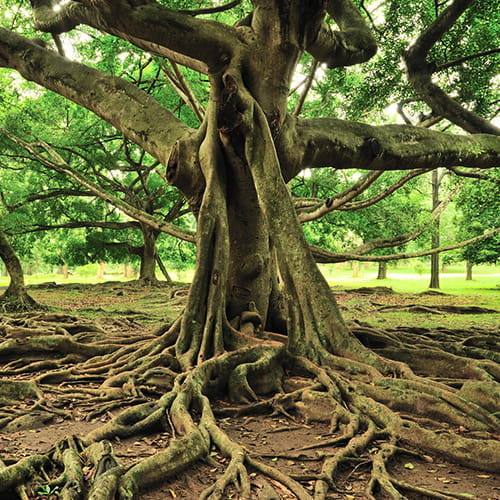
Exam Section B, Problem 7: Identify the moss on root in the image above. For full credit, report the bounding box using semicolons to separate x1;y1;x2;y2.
0;307;498;499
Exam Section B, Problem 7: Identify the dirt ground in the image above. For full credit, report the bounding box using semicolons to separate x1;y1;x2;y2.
1;281;499;499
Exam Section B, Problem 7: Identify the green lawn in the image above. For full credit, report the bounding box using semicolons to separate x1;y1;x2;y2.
1;262;498;300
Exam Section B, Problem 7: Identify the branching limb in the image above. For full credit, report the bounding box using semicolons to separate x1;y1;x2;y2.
0;30;192;163
403;0;500;135
310;227;500;263
0;127;195;243
307;0;377;68
298;170;382;223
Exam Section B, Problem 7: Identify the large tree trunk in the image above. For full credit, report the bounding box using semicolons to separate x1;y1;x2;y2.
0;232;42;311
0;3;498;499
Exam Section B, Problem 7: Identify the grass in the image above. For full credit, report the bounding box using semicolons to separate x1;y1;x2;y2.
1;262;498;301
319;263;500;301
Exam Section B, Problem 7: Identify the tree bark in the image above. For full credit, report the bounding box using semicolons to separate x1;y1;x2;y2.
429;170;440;289
0;232;42;311
466;261;473;280
377;261;388;280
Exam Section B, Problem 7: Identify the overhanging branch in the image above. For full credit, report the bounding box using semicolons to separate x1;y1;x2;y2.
291;117;500;173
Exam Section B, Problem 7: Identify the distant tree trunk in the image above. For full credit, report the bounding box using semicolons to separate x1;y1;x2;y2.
123;262;135;278
97;261;106;280
62;264;69;279
466;261;473;281
429;170;440;289
0;231;42;311
138;225;160;284
352;261;360;278
377;261;388;280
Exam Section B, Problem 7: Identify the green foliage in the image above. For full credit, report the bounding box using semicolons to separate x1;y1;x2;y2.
455;172;500;264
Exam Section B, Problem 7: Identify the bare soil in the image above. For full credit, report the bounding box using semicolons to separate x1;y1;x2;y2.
1;280;499;500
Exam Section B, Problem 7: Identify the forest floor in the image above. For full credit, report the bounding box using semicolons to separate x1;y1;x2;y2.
1;280;499;500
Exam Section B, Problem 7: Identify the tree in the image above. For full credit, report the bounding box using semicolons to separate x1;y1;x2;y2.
0;1;499;498
0;230;44;311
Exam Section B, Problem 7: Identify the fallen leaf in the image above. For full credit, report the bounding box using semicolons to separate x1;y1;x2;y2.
404;463;415;470
477;474;491;478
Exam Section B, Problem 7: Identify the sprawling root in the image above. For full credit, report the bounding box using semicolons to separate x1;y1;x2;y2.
0;308;499;499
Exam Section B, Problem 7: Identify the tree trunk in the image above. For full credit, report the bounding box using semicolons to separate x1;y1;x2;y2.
62;264;69;279
0;231;42;311
377;261;388;279
429;170;440;289
352;260;360;278
97;261;106;280
123;261;136;278
138;225;160;284
466;261;473;280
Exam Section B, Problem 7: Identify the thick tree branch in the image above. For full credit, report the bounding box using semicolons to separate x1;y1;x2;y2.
403;0;500;135
74;0;240;73
288;117;500;174
307;0;377;68
0;29;193;166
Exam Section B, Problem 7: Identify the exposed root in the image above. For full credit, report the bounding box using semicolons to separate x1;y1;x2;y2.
0;308;498;499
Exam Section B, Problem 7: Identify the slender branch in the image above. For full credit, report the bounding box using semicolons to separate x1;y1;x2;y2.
292;60;320;117
297;170;383;223
447;166;499;181
311;228;500;263
178;0;243;16
160;60;205;123
340;169;433;211
0;127;195;243
403;0;500;135
434;48;500;72
1;189;93;212
18;220;140;234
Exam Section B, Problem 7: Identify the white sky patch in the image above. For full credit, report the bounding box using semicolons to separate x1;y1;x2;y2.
291;63;327;101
